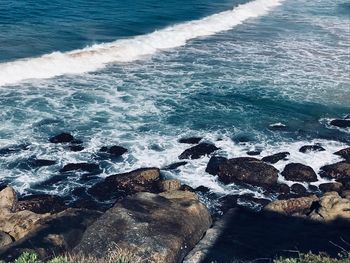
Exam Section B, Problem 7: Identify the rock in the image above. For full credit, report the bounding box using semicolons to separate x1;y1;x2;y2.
299;145;325;153
179;143;219;160
158;179;181;192
69;145;84;152
0;186;17;212
60;163;101;174
28;159;56;168
334;147;350;161
163;161;188;170
99;145;127;157
309;192;350;221
319;161;350;180
217;157;279;187
16;195;66;214
246;151;261;156
261;152;290;164
0;231;13;248
180;185;195;192
291;184;307;194
264;195;318;215
178;137;202;144
0;209;102;261
74;191;212;262
0;144;29;156
281;163;317;182
319;182;343;193
274;184;291;194
88;168;161;201
49;133;75;143
309;185;319;192
195;186;210;193
205;156;227;175
330;119;350;128
268;123;287;131
341;190;350;200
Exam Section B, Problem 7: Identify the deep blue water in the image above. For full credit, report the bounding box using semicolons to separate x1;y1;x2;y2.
0;0;349;204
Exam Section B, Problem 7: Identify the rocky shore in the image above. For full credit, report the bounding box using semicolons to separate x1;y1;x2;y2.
0;130;350;262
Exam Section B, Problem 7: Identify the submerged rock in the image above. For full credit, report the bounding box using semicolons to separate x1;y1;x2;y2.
60;163;101;174
299;145;325;153
0;144;29;156
88;168;161;201
330;119;350;128
69;145;84;152
319;161;350;180
246;151;261;156
281;163;317;182
73;191;212;262
179;143;219;160
162;161;188;170
217;157;279;187
49;133;75;143
334;147;350;161
99;145;127;157
261;152;290;164
27;158;56;168
178;137;202;144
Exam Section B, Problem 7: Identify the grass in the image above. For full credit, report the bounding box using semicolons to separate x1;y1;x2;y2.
274;251;350;263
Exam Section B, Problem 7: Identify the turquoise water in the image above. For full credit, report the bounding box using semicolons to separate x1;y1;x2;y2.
0;0;349;202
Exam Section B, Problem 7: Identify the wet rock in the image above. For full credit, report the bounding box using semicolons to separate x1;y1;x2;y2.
60;163;101;174
330;119;350;128
217;157;279;187
291;184;307;194
0;231;13;248
16;195;66;214
334;147;350;161
309;192;350;222
49;133;75;143
0;144;29;156
69;145;84;152
195;186;210;193
318;182;343;193
73;191;212;262
88;168;160;201
180;184;195;192
158;179;181;192
299;145;326;153
246;151;261;156
308;185;319;192
274;184;291;194
28;159;56;168
179;143;219;160
205;156;227;175
99;145;127;157
319;161;350;180
264;195;318;216
281;163;317;182
162;161;188;170
261;152;290;164
178;137;202;144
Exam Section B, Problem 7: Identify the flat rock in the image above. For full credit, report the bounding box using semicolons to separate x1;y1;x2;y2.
330;119;350;128
319;161;350;180
299;145;325;153
73;191;212;263
281;163;317;182
178;137;202;144
88;168;161;201
334;147;350;161
49;133;75;143
217;157;279;187
16;194;66;214
179;143;219;160
261;152;290;164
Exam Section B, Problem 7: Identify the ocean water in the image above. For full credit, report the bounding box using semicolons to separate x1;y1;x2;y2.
0;0;349;206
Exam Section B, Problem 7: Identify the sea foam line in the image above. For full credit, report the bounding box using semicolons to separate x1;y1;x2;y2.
0;0;284;86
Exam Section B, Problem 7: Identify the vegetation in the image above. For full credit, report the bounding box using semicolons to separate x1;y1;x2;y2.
274;251;350;263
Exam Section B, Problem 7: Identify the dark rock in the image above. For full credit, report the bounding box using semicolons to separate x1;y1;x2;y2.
0;144;29;156
73;191;212;262
178;137;202;144
274;184;290;194
334;147;350;161
179;184;195;192
205;156;227;175
217;157;279;187
195;186;210;193
246;151;261;156
281;163;317;182
88;168;160;201
291;184;307;194
319;161;350;180
262;152;290;164
60;163;101;175
319;182;343;193
0;231;13;248
28;159;56;168
99;145;127;157
16;195;66;214
265;195;318;215
162;161;188;170
69;145;84;152
299;145;326;153
179;143;219;160
49;133;75;143
330;119;350;128
309;185;319;192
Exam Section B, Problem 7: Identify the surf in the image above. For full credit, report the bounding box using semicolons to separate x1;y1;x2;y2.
0;0;284;86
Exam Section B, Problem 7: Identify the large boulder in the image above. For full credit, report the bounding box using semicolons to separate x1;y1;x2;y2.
319;161;350;180
205;156;227;175
309;192;350;222
74;191;212;263
261;152;289;164
281;163;317;182
334;147;350;161
264;195;318;216
88;168;161;201
216;157;279;187
179;143;219;160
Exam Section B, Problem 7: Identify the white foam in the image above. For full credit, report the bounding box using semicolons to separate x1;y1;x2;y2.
0;0;284;86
